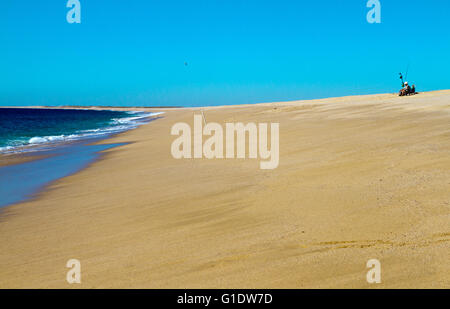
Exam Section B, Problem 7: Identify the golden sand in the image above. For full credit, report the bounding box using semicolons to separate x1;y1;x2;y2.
0;91;449;288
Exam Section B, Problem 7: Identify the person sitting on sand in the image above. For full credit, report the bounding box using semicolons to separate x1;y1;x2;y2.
399;81;413;96
404;81;411;94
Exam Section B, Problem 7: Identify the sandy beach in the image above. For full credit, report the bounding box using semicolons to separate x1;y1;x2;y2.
0;91;449;288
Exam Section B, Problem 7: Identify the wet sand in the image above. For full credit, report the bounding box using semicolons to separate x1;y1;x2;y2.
0;153;48;168
0;91;449;288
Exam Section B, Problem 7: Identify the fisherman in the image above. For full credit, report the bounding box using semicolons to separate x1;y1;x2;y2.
403;81;411;95
399;81;410;96
398;70;417;96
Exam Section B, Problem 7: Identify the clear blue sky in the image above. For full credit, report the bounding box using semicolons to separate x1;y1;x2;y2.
1;0;449;106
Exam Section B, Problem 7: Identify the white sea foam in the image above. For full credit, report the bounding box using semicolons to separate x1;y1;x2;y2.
29;135;65;144
0;146;13;152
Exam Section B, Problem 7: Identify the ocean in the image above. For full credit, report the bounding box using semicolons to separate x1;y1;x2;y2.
0;108;162;208
0;108;159;153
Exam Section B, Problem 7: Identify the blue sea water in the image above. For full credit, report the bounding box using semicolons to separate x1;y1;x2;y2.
0;108;159;153
0;108;162;208
0;141;126;208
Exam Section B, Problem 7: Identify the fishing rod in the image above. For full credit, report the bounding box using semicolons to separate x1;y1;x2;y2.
399;62;410;87
405;62;410;82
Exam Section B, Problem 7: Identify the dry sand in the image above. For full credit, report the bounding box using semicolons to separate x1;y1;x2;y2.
0;91;449;288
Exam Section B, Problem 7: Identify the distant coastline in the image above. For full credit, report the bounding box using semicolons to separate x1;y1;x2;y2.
1;89;449;111
0;105;182;110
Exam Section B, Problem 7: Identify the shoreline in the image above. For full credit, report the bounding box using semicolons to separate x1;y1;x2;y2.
0;92;448;288
0;109;164;156
0;113;163;208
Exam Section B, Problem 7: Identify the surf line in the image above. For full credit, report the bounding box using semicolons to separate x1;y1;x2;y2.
170;114;279;169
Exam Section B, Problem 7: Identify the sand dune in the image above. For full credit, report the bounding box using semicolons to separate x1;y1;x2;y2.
0;91;449;288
